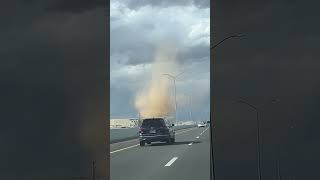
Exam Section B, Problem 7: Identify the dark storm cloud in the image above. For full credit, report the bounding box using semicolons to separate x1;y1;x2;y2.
0;1;107;179
110;0;209;120
120;0;209;9
110;5;210;67
178;44;210;64
110;25;156;65
111;41;209;66
213;0;320;179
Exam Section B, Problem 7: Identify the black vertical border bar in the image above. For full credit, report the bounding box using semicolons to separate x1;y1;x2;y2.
210;0;216;180
105;0;110;179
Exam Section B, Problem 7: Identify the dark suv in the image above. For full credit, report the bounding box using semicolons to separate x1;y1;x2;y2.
139;118;175;146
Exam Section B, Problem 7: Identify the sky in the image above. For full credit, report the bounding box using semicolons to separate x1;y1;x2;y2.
110;0;210;121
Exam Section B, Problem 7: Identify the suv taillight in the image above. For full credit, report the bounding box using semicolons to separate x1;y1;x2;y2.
139;127;145;133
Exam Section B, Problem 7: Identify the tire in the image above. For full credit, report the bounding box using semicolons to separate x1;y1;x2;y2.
147;142;151;145
140;141;145;146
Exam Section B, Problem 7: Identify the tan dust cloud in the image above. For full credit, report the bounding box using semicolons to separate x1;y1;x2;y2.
135;42;178;119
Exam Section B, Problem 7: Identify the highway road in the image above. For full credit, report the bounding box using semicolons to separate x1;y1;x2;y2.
110;126;211;180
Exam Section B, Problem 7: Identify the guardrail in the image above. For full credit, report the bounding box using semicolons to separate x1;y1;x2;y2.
110;125;196;144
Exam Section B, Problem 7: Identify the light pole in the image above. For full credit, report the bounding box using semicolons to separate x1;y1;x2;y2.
211;34;245;50
183;92;193;122
236;99;262;180
188;95;193;122
162;71;185;125
210;34;245;180
276;142;282;180
235;98;279;180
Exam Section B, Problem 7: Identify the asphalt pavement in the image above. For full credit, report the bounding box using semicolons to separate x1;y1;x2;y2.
110;126;211;180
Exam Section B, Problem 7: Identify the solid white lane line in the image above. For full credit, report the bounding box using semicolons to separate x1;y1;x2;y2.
164;157;178;167
110;144;140;154
176;128;195;135
110;127;197;154
188;142;193;146
195;127;210;140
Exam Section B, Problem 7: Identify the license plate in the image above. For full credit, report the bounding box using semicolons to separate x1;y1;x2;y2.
150;130;156;133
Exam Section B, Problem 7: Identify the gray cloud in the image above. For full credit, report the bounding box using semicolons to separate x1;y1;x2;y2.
119;0;209;10
110;86;137;118
178;44;210;64
110;0;210;119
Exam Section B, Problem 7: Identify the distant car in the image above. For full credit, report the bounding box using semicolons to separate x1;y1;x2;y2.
139;118;175;146
198;122;205;128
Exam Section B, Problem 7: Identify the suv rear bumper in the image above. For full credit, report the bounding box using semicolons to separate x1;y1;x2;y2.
139;134;170;142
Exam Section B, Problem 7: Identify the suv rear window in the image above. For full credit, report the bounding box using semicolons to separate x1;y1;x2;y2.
141;118;166;128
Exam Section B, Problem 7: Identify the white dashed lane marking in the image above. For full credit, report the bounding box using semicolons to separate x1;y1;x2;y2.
164;157;178;167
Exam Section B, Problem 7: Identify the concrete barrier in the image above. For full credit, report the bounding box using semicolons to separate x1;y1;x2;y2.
110;127;139;143
110;125;196;143
174;125;196;130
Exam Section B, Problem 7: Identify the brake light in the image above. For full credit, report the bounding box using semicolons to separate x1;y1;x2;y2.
139;127;145;133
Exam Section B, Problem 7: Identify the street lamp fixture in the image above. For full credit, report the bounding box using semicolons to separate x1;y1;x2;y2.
211;34;245;50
